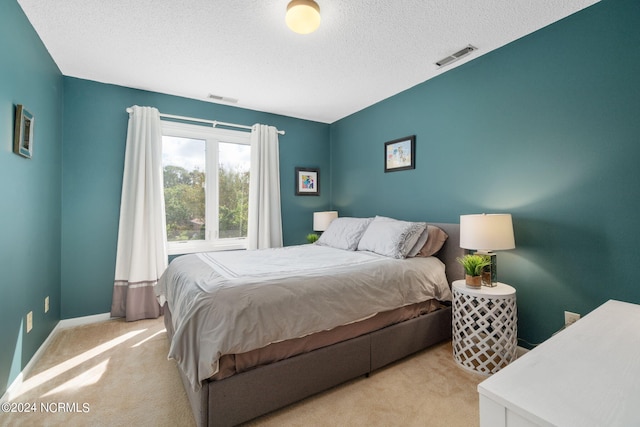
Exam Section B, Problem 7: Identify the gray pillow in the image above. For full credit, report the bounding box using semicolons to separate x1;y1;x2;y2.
357;216;426;259
316;217;373;250
407;226;430;257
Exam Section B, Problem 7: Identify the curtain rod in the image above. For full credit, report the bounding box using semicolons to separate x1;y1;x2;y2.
125;108;285;135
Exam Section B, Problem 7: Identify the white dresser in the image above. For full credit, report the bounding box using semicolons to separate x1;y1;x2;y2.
478;300;640;427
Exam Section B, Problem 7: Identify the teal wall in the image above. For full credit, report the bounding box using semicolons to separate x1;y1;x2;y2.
61;78;330;319
0;0;63;396
3;0;638;397
330;0;640;345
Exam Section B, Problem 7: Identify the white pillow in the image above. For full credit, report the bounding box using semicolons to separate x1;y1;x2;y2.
316;217;373;251
357;216;426;259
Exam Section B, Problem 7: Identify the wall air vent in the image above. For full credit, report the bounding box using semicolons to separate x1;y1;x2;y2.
208;93;239;104
435;45;477;68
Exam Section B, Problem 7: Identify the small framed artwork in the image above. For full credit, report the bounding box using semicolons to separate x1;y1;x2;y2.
295;167;319;196
384;135;415;172
14;105;34;159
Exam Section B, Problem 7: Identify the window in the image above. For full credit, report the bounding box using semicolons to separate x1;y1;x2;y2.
161;120;251;254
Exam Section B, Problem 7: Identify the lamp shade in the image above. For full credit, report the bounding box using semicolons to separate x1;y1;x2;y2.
460;214;515;251
313;211;337;231
286;0;321;34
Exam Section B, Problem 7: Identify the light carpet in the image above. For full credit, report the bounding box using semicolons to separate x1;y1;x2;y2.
1;317;485;426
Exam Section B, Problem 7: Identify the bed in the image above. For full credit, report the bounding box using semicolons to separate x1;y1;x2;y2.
159;218;464;427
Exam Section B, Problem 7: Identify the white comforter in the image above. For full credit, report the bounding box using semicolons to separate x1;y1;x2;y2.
157;244;452;390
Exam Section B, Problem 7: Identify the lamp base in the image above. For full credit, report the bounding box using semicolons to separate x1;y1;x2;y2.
476;251;497;287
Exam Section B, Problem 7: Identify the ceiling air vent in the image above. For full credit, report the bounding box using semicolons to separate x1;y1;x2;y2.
208;93;239;104
436;45;477;68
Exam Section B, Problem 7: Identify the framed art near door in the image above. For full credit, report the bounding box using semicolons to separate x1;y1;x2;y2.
14;104;34;159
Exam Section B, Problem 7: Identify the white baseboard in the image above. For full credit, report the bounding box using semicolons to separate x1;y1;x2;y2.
516;345;530;359
1;312;112;403
1;324;59;403
57;312;113;329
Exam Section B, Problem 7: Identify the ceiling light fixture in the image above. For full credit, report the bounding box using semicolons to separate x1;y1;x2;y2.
286;0;321;35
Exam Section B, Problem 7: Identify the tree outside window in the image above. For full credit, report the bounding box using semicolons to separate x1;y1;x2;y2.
161;123;250;254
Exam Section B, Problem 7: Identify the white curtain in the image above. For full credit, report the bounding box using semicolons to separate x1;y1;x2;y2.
248;124;283;249
111;106;168;321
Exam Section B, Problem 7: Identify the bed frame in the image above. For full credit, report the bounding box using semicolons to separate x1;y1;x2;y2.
165;222;463;427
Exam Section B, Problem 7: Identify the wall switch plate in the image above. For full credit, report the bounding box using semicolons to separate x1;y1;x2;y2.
565;311;580;326
45;296;49;313
26;311;33;333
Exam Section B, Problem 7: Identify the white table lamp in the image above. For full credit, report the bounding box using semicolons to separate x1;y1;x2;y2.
313;211;338;232
460;213;515;286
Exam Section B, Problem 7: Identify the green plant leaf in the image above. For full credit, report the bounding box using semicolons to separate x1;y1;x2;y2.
457;254;491;276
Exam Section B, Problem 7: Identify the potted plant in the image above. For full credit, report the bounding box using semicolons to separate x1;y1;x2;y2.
306;233;319;244
457;254;491;288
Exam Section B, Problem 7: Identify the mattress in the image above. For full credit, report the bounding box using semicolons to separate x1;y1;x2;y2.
157;244;452;390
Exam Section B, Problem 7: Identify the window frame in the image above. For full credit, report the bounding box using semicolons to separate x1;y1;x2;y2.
161;120;251;255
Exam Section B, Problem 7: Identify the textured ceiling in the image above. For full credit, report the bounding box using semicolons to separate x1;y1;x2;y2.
18;0;599;124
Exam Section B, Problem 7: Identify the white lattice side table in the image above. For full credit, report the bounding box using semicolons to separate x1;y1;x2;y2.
452;280;517;375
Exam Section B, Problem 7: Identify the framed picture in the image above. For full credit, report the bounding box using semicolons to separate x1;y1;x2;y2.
14;105;34;159
295;167;319;196
384;135;415;172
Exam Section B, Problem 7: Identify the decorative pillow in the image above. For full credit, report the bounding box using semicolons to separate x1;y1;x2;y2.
357;216;426;259
415;225;449;257
407;226;430;257
316;217;373;251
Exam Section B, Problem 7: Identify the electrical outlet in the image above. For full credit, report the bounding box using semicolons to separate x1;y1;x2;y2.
26;311;33;333
45;296;49;313
564;311;580;326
